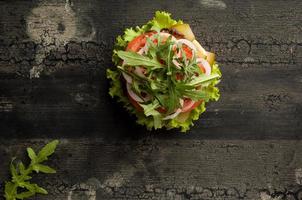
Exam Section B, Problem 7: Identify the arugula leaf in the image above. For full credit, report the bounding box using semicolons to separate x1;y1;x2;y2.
36;140;59;162
32;164;56;174
139;101;162;129
139;101;160;117
183;90;209;101
187;74;220;86
4;182;16;199
26;148;36;161
3;140;59;200
117;51;163;69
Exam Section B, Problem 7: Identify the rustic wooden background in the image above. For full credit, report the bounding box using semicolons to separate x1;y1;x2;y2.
0;0;302;199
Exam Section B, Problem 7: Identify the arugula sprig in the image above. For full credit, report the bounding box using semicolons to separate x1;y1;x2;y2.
117;51;163;70
4;140;59;200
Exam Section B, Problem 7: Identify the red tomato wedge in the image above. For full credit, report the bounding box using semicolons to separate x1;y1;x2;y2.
197;63;206;73
156;107;167;114
126;32;155;52
182;45;193;59
181;99;203;113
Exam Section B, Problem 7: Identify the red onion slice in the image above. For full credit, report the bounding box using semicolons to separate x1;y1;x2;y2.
126;83;144;103
122;72;132;83
163;108;182;120
137;45;147;55
196;58;211;76
134;67;146;78
126;83;152;103
177;39;197;53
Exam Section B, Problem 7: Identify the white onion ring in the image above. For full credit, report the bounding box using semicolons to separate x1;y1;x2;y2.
122;72;132;83
196;58;211;76
126;83;144;102
177;39;197;53
158;32;177;42
150;32;177;41
163;108;182;120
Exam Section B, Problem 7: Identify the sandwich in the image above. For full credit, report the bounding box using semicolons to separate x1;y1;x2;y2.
107;11;221;132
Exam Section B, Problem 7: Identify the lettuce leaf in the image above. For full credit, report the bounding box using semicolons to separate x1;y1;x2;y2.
167;102;206;132
107;11;221;132
149;11;183;31
112;11;182;65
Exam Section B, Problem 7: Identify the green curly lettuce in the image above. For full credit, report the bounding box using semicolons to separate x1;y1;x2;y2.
107;11;221;132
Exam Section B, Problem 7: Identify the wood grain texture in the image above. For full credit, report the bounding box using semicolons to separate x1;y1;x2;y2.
1;139;302;200
0;0;302;199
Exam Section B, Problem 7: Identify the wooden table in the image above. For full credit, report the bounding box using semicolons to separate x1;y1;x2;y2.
0;0;302;199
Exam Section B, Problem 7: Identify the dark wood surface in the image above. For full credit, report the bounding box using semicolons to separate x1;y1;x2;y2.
0;0;302;199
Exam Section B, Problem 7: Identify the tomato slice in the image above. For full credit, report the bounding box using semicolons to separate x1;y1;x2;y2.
175;72;184;80
156;107;167;114
197;63;206;73
126;32;155;52
181;98;203;113
182;45;193;59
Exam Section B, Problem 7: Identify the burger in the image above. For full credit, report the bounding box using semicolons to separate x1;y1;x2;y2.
107;11;221;132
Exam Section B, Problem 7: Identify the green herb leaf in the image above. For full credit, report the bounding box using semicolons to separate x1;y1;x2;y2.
20;182;35;192
140;101;160;117
27;148;37;161
10;161;17;181
4;182;16;200
16;191;35;199
117;51;163;69
33;164;56;174
183;90;209;101
139;101;162;129
3;140;59;200
187;74;220;86
17;162;25;175
37;140;59;163
34;184;48;194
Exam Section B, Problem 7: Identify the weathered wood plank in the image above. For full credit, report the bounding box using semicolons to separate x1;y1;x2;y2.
0;0;301;138
0;139;302;199
0;0;302;199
